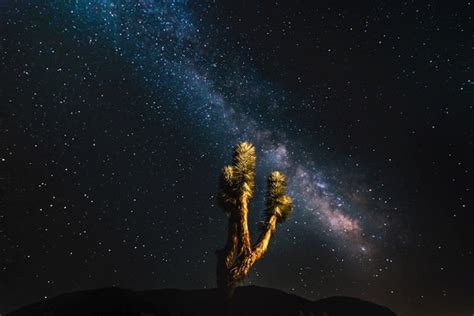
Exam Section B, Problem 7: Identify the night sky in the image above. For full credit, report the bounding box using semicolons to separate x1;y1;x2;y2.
1;1;473;315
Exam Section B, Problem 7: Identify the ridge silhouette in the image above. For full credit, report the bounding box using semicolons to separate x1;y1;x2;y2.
8;285;396;316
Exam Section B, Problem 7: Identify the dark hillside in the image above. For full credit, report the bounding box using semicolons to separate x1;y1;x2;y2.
9;285;396;316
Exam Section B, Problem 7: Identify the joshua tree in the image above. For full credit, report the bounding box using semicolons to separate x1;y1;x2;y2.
216;142;293;295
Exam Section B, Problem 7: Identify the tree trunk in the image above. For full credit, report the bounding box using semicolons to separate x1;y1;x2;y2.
230;213;278;283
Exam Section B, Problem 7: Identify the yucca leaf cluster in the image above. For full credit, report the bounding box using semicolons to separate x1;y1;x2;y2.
217;142;256;214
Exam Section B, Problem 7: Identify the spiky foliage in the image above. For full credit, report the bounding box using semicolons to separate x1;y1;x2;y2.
216;142;292;295
231;142;256;198
217;142;256;214
217;166;237;214
265;171;293;223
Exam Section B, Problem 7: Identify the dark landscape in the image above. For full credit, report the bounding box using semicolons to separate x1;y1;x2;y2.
8;286;396;316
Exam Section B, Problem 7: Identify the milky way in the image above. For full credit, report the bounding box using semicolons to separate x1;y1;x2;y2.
60;0;388;256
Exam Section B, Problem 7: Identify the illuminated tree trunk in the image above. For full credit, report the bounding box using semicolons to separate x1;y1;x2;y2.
217;142;292;295
230;213;278;284
237;192;252;256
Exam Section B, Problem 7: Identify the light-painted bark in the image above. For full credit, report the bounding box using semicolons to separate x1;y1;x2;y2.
230;213;278;284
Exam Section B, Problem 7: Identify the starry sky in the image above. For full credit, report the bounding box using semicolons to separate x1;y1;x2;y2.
1;1;473;315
